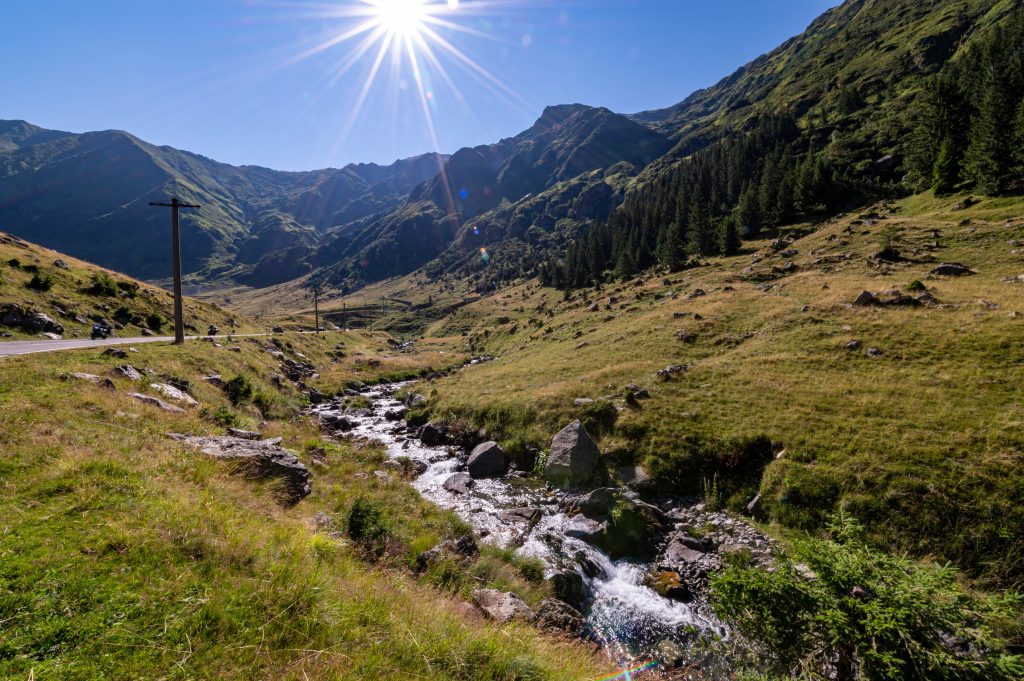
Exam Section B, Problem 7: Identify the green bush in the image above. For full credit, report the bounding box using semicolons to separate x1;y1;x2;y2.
346;497;391;555
906;280;926;292
224;375;254;406
116;280;139;298
146;313;164;331
712;514;1022;681
760;459;840;531
26;272;54;292
86;272;119;296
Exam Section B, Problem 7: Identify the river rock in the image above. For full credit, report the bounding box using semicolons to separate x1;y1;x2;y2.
472;589;534;623
535;599;584;635
168;433;312;505
579;487;617;518
549;570;587;610
0;303;64;335
418;422;448;446
320;413;355;432
467;441;507;479
102;348;128;358
645;570;693;603
544;420;601;489
443;472;474;495
565;515;607;545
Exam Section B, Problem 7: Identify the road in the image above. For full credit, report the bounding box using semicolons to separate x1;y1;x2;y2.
0;333;279;357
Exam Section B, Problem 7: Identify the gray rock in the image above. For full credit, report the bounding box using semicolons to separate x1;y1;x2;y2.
102;348;128;358
227;428;262;440
0;303;64;335
150;383;198;406
544;420;601;489
565;515;606;545
931;262;974;277
548;570;587;611
417;535;479;570
129;393;186;414
472;589;535;623
663;537;709;565
844;340;862;351
418;422;448;446
443;472;474;495
866;347;885;358
41;331;62;340
467;441;507;479
497;507;541;524
168;433;312;504
53;259;70;270
535;599;584;635
746;493;763;517
110;365;143;381
853;290;877;306
579;487;617;518
617;465;651;490
573;397;595;407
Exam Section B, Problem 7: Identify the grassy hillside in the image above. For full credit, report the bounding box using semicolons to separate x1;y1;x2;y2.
412;192;1024;591
0;330;600;679
0;231;246;339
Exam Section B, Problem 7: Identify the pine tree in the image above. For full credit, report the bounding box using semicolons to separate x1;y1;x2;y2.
720;214;742;256
931;137;959;195
965;51;1015;195
1014;98;1024;175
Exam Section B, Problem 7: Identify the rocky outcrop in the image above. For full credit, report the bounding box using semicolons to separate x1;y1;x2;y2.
544;420;602;489
150;383;198;406
472;589;535;623
130;393;185;413
168;433;312;505
418;422;448;446
467;441;507;479
549;570;587;611
110;365;143;381
416;534;479;570
0;303;64;335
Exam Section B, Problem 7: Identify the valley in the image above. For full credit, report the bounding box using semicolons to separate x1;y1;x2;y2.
2;0;1024;678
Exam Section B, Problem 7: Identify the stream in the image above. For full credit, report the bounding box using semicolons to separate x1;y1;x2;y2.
313;381;747;675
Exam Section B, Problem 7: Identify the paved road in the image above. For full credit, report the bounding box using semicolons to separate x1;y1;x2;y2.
0;333;277;357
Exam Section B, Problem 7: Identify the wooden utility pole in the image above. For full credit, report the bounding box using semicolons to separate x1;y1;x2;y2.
311;288;322;334
149;197;200;344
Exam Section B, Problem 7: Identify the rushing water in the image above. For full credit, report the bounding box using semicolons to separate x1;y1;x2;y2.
313;382;728;672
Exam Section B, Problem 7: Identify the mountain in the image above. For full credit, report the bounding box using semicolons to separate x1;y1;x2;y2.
0;120;444;285
2;0;1020;299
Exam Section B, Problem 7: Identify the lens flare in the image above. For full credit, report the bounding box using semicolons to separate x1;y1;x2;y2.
592;659;660;681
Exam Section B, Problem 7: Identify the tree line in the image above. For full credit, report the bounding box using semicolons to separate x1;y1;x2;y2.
543;9;1024;291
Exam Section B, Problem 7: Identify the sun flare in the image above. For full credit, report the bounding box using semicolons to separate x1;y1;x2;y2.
372;0;429;37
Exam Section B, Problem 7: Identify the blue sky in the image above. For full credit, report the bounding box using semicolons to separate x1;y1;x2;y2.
0;0;838;171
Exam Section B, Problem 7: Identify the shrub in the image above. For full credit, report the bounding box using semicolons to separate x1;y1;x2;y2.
116;280;139;298
711;514;1022;681
26;272;54;292
86;272;119;296
876;226;902;261
906;280;926;292
146;313;164;331
205;406;239;428
346;497;390;555
760;459;840;531
224;375;254;406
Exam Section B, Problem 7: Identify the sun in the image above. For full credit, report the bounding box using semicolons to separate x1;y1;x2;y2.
372;0;430;37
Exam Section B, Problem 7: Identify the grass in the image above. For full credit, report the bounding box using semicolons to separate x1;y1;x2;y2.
410;192;1024;592
0;232;251;340
0;331;599;679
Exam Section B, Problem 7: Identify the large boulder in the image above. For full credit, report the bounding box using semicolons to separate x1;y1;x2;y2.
579;487;617;518
544;420;601;489
617;465;652;491
168;434;312;505
466;441;507;479
565;515;607;545
472;589;535;623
